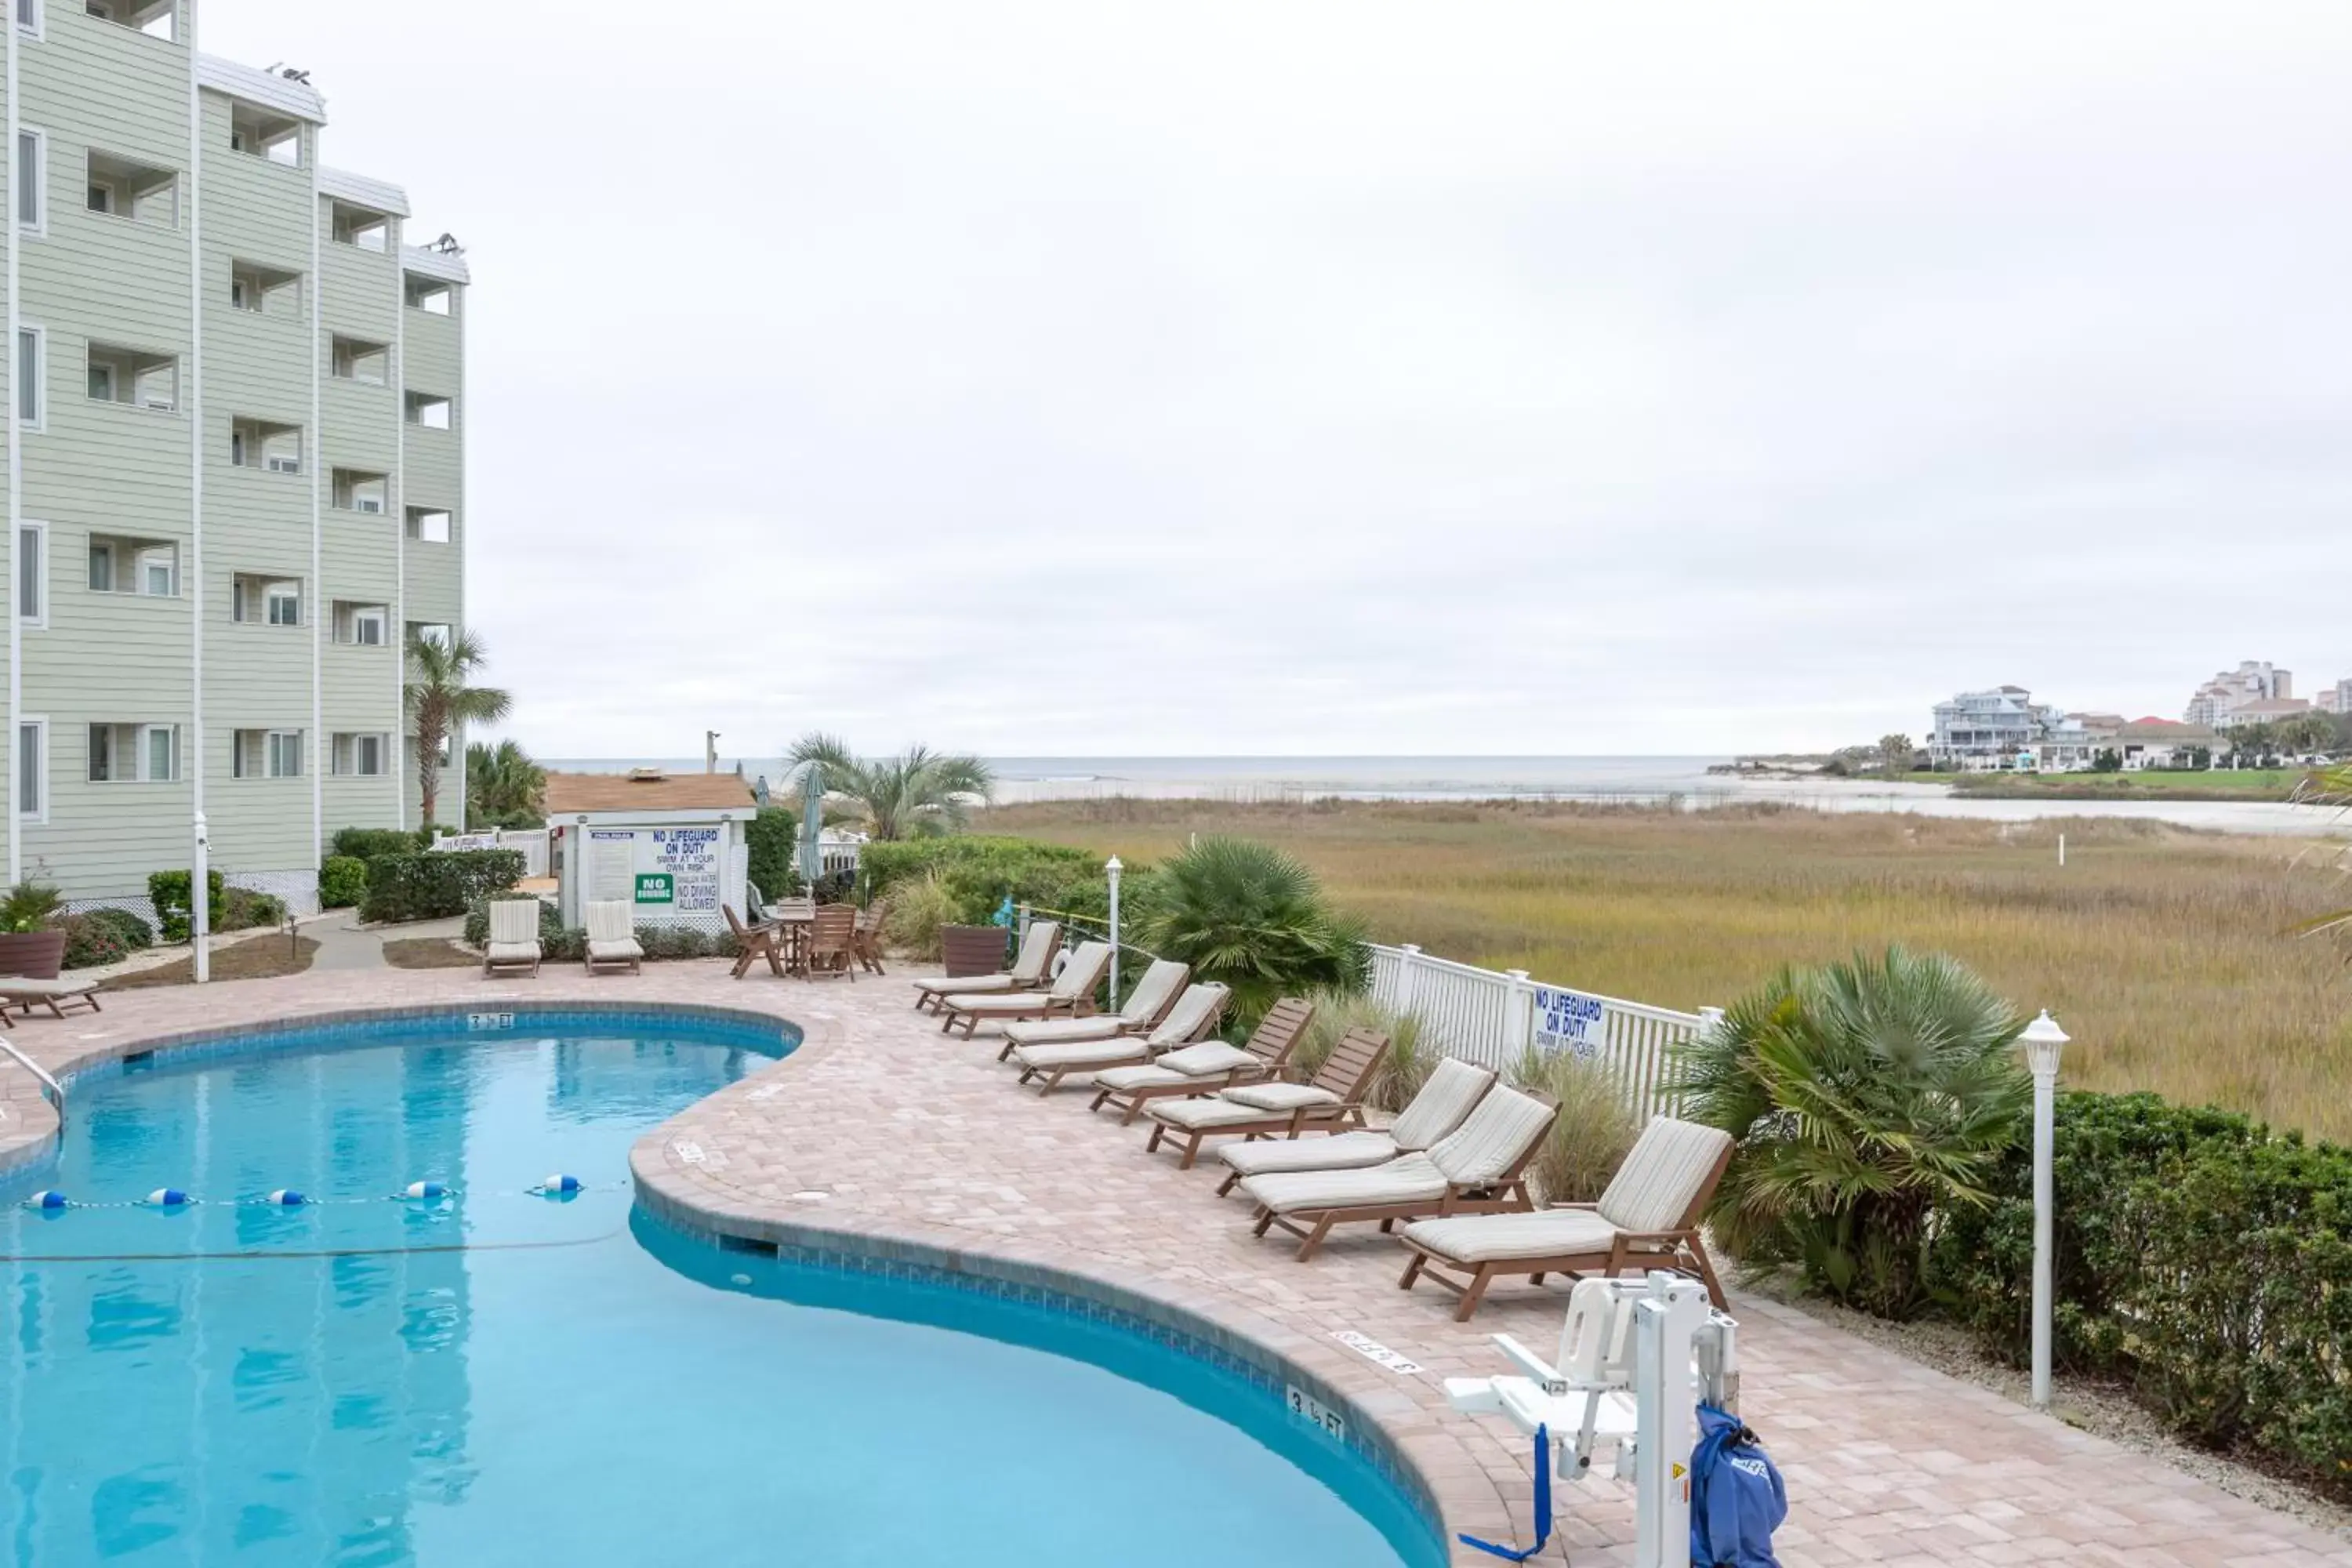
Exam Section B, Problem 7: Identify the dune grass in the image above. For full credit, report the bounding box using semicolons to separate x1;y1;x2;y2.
979;799;2352;1141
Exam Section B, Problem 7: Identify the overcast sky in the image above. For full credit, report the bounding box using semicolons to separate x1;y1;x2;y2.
209;2;2352;758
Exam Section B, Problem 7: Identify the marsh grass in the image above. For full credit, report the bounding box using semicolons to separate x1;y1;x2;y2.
1509;1046;1642;1205
1294;989;1434;1112
984;799;2352;1140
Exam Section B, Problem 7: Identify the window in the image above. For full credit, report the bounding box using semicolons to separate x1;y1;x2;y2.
332;470;388;514
330;336;390;385
16;522;45;625
16;129;43;233
89;722;178;783
405;392;452;430
230;417;303;473
229;263;300;318
332;732;387;777
333;601;388;645
84;0;176;41
405;277;453;316
230;574;302;626
15;0;39;36
16;720;44;821
330;202;390;253
85;151;179;227
88;535;177;597
408;622;451;653
233;729;303;780
16;325;41;427
405;508;452;544
228;105;301;168
85;344;179;412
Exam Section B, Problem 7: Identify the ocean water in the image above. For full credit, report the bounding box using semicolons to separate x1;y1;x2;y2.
0;1019;1430;1567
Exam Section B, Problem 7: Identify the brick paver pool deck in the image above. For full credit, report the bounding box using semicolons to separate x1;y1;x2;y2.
2;960;2345;1568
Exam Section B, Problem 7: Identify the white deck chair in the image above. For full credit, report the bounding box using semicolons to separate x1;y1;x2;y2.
484;898;543;978
938;942;1112;1038
1212;1056;1496;1195
583;901;644;975
911;922;1063;1013
995;958;1191;1060
1009;982;1231;1095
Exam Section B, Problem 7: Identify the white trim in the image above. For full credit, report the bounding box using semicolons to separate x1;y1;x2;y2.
14;318;40;430
7;8;20;884
400;243;469;286
14;715;44;823
187;19;205;845
14;123;43;238
308;127;323;856
392;209;406;829
14;0;42;42
194;54;325;124
318;165;408;218
15;518;45;627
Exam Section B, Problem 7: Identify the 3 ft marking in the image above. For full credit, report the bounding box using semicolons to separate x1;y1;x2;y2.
467;1013;515;1031
1331;1330;1424;1376
672;1140;706;1165
1287;1386;1347;1441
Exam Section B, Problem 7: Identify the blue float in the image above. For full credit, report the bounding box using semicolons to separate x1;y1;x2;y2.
536;1174;583;1196
265;1189;307;1207
146;1189;191;1208
26;1190;67;1210
402;1181;448;1201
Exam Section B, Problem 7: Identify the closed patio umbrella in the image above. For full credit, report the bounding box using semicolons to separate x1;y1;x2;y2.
800;763;825;891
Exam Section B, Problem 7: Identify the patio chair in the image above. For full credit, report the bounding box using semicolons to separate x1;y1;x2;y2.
938;942;1112;1038
1009;982;1230;1095
911;922;1062;1013
482;899;543;978
804;904;858;980
1086;996;1318;1124
1236;1083;1559;1261
1396;1116;1735;1319
993;957;1190;1062
583;901;644;975
0;977;103;1019
1141;1026;1391;1169
1211;1054;1494;1194
722;903;784;979
854;898;892;975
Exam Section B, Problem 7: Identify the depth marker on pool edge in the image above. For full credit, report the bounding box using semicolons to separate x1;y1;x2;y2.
1330;1330;1424;1376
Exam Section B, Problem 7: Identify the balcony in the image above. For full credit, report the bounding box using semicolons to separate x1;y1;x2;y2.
330;200;392;255
332;468;389;515
230;262;302;319
405;507;452;544
332;601;390;646
230;573;303;628
86;343;180;413
228;103;302;168
84;0;176;40
86;150;180;227
404;392;452;431
331;336;390;387
230;418;303;474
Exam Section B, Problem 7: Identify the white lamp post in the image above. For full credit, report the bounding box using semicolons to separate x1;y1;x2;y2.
1105;856;1123;1000
2019;1009;2069;1409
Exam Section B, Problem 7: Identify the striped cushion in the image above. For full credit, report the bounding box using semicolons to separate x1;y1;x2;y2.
1148;1087;1339;1132
1388;1058;1496;1150
1000;1016;1123;1047
1222;1081;1341;1112
1152;1042;1257;1077
488;901;538;945
1597;1118;1734;1233
1240;1153;1447;1215
1428;1084;1555;1186
1009;1040;1149;1073
1144;984;1226;1045
1090;1063;1190;1094
1402;1207;1623;1264
924;975;1029;998
1218;1131;1399;1179
1119;960;1192;1025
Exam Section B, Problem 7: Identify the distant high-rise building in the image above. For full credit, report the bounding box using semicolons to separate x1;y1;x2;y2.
2185;662;2292;727
2316;680;2351;717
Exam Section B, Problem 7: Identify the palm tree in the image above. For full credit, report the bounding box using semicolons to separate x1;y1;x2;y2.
1878;734;1915;775
784;734;994;841
466;739;546;828
405;630;510;827
1671;946;2031;1317
2292;762;2352;942
1138;837;1372;1025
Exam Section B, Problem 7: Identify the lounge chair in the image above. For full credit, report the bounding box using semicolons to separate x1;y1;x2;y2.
804;904;858;980
1141;1026;1392;1169
1212;1054;1494;1194
583;901;644;975
994;957;1190;1062
1236;1083;1559;1261
0;976;103;1019
1087;996;1318;1123
723;903;784;978
1009;982;1230;1095
484;898;543;978
1396;1116;1736;1319
938;942;1112;1038
911;922;1062;1013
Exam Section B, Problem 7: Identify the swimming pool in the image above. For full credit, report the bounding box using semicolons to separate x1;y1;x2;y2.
0;1011;1438;1566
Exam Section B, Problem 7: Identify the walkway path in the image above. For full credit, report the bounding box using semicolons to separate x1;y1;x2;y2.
2;963;2344;1568
301;913;464;971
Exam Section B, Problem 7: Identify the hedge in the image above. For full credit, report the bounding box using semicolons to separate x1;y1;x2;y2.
332;826;433;862
147;869;226;944
1929;1091;2352;1495
319;855;369;910
860;837;1123;926
361;850;525;924
744;807;800;901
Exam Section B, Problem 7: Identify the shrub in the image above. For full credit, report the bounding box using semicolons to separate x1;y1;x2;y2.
1671;946;2031;1319
880;871;959;962
1138;837;1371;1029
220;887;286;932
84;906;154;952
0;880;64;934
318;856;368;910
1929;1091;2352;1494
361;850;524;924
744;807;800;902
1509;1047;1643;1205
1294;990;1432;1112
59;914;129;970
332;826;432;862
861;837;1108;925
148;869;226;944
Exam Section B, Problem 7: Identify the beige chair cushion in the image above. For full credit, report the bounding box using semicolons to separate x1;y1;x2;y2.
587;938;643;961
486;942;539;964
1596;1118;1735;1233
1009;921;1063;982
1142;984;1228;1047
1428;1084;1555;1186
1240;1152;1447;1215
1388;1058;1496;1150
1149;1093;1327;1133
1218;1130;1399;1179
1116;960;1192;1027
488;901;539;946
1402;1207;1623;1264
1008;1039;1149;1073
0;977;97;996
585;902;634;943
1091;1063;1190;1093
923;974;1028;998
1151;1040;1258;1077
1221;1081;1341;1112
1000;1015;1123;1047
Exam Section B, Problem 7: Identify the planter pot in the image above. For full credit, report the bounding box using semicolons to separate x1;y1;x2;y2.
938;924;1010;978
0;929;68;980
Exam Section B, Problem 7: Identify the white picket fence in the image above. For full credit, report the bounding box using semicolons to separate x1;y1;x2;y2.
1367;944;1718;1120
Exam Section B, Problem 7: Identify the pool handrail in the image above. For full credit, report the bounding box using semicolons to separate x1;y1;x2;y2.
0;1033;64;1127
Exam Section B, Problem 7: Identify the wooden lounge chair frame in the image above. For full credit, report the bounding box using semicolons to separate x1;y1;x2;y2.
911;923;1062;1013
1141;1025;1390;1170
1248;1091;1557;1263
723;903;785;979
1396;1138;1734;1319
1;985;103;1020
1014;983;1226;1096
1087;996;1316;1123
940;944;1111;1039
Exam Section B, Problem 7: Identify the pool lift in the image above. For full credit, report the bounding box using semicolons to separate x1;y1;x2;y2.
1444;1269;1736;1567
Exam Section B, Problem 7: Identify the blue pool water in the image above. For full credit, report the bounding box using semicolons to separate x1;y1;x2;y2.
0;1014;1435;1566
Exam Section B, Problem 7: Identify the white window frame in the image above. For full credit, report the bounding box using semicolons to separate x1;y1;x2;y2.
16;717;46;823
16;127;45;236
17;520;46;627
141;724;178;783
356;733;385;777
405;393;452;430
266;729;303;780
138;546;176;598
16;321;42;430
265;580;301;627
405;508;452;544
350;604;387;646
16;0;43;40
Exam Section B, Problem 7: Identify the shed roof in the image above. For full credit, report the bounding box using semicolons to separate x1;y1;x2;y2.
545;771;756;815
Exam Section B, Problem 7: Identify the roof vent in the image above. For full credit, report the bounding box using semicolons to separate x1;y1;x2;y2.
627;768;666;783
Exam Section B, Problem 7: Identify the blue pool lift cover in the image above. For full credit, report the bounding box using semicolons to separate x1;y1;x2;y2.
1690;1403;1786;1568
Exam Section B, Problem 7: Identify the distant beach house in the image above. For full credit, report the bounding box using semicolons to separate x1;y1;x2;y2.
1929;687;2104;771
2110;719;2219;771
